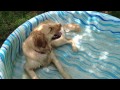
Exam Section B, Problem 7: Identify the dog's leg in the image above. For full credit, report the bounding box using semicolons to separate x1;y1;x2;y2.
51;35;78;52
24;68;39;79
66;39;78;52
50;51;72;79
24;60;40;79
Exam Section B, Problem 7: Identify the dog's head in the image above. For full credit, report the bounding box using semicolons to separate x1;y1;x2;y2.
35;21;61;41
31;20;61;48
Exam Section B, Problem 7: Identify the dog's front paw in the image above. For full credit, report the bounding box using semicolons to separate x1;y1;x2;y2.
72;46;78;52
64;75;72;79
32;76;39;79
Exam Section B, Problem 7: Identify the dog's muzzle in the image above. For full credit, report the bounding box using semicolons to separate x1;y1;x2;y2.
52;32;62;40
52;24;62;40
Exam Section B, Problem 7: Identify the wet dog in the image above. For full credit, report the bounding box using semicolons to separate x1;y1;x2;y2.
22;20;80;79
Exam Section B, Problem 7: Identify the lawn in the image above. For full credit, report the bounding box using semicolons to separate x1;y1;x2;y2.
0;11;45;47
0;11;120;47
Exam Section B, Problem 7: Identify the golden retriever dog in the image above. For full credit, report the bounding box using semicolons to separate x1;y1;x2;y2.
22;20;81;79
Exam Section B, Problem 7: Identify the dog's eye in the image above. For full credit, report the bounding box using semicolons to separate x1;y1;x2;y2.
49;27;53;32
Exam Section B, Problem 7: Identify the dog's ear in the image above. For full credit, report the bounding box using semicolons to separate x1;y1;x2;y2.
31;31;47;48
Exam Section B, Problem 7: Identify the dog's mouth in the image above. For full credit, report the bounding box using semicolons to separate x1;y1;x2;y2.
52;32;62;40
52;23;62;40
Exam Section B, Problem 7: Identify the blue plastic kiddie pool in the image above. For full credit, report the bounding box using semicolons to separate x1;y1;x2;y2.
0;11;120;79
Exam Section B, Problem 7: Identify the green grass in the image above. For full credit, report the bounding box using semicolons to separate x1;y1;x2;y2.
0;11;120;47
0;11;45;47
109;11;120;18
